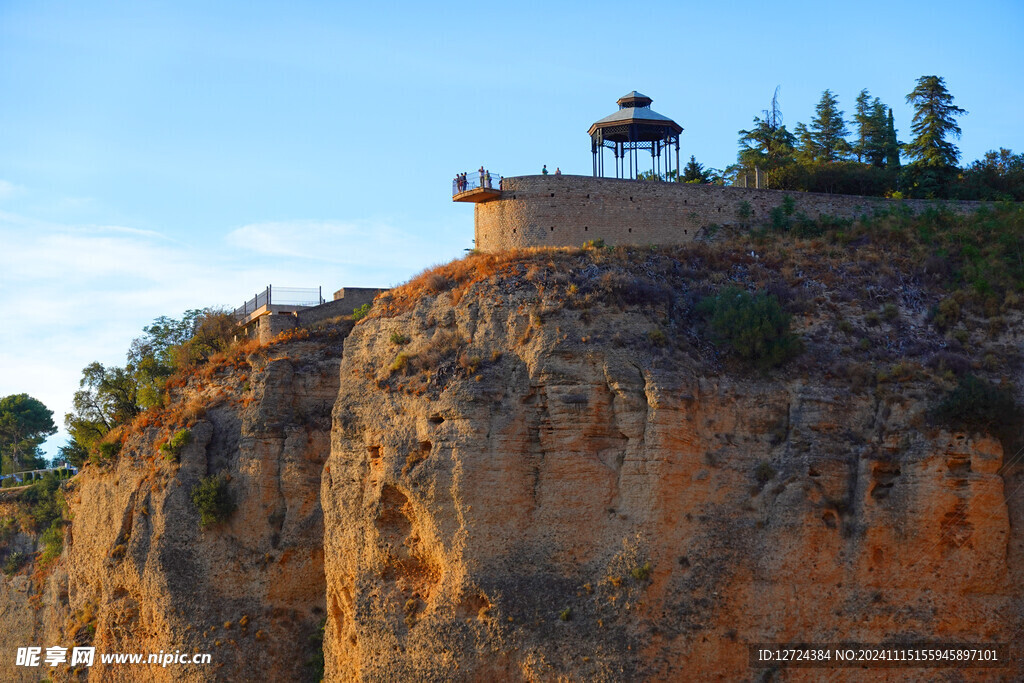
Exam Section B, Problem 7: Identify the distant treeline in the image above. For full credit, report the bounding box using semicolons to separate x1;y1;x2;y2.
681;76;1023;201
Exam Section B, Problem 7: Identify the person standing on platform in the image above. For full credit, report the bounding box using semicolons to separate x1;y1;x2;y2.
542;164;548;175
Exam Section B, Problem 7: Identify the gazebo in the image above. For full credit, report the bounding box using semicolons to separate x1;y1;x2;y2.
588;91;683;180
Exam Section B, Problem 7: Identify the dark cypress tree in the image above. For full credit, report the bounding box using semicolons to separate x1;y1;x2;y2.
885;108;901;170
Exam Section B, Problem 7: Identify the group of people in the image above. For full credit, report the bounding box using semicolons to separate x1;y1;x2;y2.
453;166;496;193
455;165;565;194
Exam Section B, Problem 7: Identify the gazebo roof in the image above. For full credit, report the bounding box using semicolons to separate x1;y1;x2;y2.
617;91;653;107
588;91;683;140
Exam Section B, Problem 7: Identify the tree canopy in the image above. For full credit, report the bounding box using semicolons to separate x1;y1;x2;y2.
63;308;238;461
0;394;56;474
851;90;889;167
737;87;796;189
728;76;1021;199
904;75;967;168
805;89;851;163
682;155;712;183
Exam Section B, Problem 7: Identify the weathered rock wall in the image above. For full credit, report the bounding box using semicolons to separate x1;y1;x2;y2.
321;272;1022;681
474;175;985;252
0;330;347;682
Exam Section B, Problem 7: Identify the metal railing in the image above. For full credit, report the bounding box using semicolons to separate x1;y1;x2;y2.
452;170;502;196
233;285;325;319
0;465;78;484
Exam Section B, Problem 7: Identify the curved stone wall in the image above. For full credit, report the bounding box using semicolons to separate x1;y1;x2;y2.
474;175;984;252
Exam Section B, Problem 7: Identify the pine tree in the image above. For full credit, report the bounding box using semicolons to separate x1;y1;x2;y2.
851;90;872;162
864;99;889;167
851;89;890;166
807;89;851;162
682;155;709;183
904;75;967;167
793;122;815;165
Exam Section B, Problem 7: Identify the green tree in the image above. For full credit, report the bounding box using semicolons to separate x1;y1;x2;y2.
737;87;796;189
865;99;889;167
885;108;901;170
806;89;851;162
168;308;236;369
851;90;872;163
958;148;1024;200
793;122;815;165
64;308;238;456
57;440;89;469
64;362;140;452
682;155;711;183
930;374;1019;440
0;395;56;474
904;75;967;168
850;90;889;167
128;310;203;408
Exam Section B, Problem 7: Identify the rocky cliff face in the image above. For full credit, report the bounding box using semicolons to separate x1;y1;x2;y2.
321;248;1024;681
1;327;347;682
4;238;1023;681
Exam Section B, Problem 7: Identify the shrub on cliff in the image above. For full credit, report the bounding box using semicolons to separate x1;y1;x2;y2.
94;439;121;465
160;428;191;462
38;520;64;564
930;374;1020;436
0;516;15;546
352;303;371;322
2;550;26;575
697;287;801;370
191;474;235;528
22;471;67;533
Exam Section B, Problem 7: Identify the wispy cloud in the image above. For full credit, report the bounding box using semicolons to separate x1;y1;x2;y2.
226;219;445;270
0;210;450;458
0;180;24;201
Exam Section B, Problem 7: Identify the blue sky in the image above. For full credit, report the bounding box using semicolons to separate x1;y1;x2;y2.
1;0;1022;457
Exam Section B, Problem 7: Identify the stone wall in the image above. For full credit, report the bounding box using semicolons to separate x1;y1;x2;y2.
474;175;986;252
257;313;297;343
296;288;388;327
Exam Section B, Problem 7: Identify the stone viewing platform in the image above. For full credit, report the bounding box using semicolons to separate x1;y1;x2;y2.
452;169;502;203
453;90;988;253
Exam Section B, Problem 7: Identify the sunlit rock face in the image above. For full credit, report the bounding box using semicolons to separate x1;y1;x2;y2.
322;270;1022;682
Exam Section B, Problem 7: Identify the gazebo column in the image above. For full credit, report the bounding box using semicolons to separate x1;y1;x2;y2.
675;136;680;181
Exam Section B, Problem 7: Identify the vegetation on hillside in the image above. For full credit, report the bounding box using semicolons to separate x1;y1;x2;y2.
697;287;801;370
62;308;239;466
0;470;72;574
59;303;352;475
